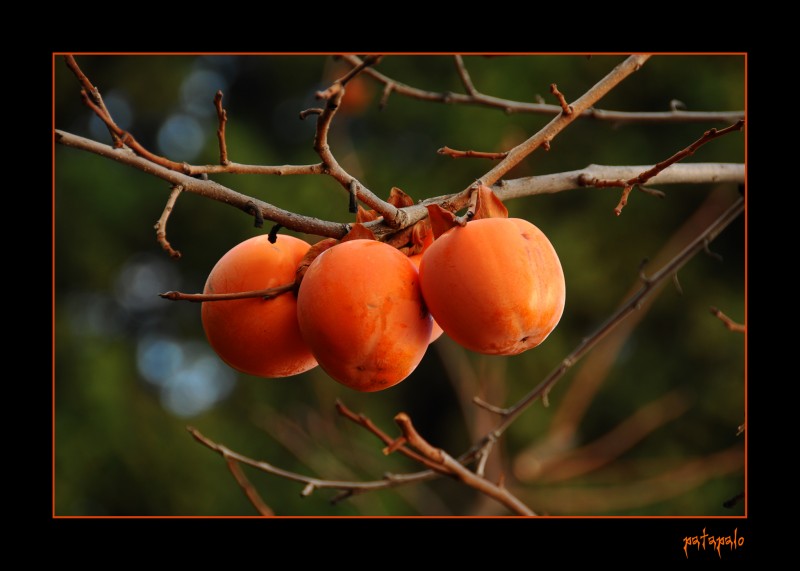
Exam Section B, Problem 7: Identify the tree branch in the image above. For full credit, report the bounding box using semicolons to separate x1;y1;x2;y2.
56;129;742;242
313;80;405;228
55;130;349;238
438;146;508;160
188;426;437;500
334;400;449;474
341;55;744;124
159;282;295;302
586;120;745;214
392;413;536;516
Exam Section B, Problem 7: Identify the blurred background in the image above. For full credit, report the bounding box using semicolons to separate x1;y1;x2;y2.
54;54;745;516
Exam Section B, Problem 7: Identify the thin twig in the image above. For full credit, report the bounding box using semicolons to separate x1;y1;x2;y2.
550;83;573;115
312;83;405;228
316;55;382;100
188;426;435;498
63;55;121;146
341;55;744;124
468;55;652;194
453;55;477;95
214;91;230;166
438;146;508;160
160;282;295;302
710;306;746;333
587;120;745;215
225;458;274;516
334;400;449;474
154;185;183;259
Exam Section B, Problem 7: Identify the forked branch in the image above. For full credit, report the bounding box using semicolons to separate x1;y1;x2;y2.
341;55;744;124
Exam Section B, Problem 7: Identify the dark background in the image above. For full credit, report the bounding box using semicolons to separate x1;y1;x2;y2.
54;54;745;517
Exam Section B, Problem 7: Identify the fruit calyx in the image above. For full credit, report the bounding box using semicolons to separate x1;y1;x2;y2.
427;185;508;239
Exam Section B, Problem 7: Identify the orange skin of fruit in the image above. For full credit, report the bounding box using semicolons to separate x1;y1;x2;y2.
297;240;433;392
419;218;566;356
201;235;318;378
408;252;444;343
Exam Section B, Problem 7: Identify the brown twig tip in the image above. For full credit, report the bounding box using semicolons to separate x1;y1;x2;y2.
614;185;634;216
226;457;275;516
394;413;445;463
473;396;508;416
709;306;746;333
379;83;394;110
299;108;323;120
383;437;408;456
437;146;508;160
454;55;477;96
550;83;573;116
154;185;183;259
214;90;230;166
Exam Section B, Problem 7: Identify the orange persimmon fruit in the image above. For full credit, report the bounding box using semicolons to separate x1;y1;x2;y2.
419;217;565;355
296;239;433;392
408;232;444;343
201;235;318;378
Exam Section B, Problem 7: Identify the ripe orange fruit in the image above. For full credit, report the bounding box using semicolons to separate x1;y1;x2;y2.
419;218;565;355
201;235;318;378
296;239;432;392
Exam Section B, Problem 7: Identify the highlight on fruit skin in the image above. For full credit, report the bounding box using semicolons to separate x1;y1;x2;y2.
201;235;318;378
296;239;433;392
419;217;566;356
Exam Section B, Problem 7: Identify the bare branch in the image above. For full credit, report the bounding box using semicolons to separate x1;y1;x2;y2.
56;130;348;239
473;55;651;192
188;426;436;498
710;306;746;333
438;146;508;160
503;162;743;200
392;413;536;516
56;129;742;242
154;184;182;259
334;400;448;474
453;55;477;95
160;282;295;302
225;458;274;516
586;120;745;215
64;55;121;146
312;84;405;227
341;55;744;124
